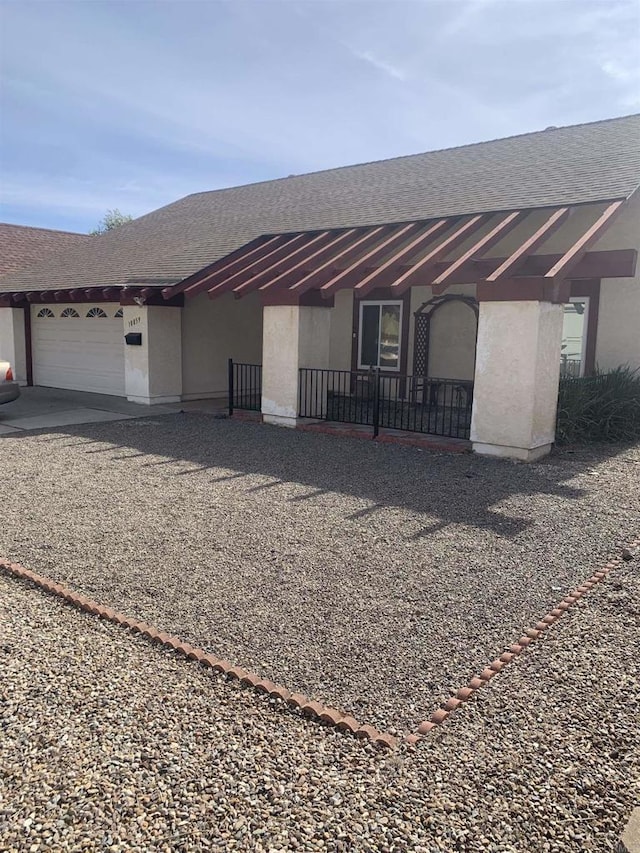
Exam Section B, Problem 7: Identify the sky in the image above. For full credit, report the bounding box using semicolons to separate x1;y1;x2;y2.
0;0;639;234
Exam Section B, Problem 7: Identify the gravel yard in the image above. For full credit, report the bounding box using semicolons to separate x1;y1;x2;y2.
1;564;638;852
0;414;639;733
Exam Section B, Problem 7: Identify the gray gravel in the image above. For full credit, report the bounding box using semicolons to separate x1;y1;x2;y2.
1;563;638;852
0;415;639;733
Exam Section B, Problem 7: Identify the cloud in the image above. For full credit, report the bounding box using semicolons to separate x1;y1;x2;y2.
351;49;407;81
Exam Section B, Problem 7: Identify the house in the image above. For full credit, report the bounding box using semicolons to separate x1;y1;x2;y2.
0;114;639;460
0;223;91;388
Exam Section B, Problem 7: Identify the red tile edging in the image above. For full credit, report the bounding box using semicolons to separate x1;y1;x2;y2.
0;557;397;750
405;536;639;745
1;537;636;751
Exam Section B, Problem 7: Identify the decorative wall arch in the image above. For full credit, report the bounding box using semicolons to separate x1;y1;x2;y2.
413;294;478;378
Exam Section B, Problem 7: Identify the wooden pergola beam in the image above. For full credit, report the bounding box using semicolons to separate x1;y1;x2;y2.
207;233;324;298
229;231;334;297
170;235;285;298
352;218;452;298
257;229;359;293
431;210;524;294
188;235;293;297
485;207;570;282
388;214;488;296
319;222;422;295
544;200;625;283
288;225;389;294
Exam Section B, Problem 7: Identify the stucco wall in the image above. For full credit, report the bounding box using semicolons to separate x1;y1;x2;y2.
328;289;354;371
0;307;27;384
182;292;263;399
124;305;182;403
592;190;640;371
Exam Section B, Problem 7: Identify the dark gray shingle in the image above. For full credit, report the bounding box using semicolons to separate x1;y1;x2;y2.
1;114;639;294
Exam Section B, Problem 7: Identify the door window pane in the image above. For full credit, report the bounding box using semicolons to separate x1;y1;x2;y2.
561;298;588;377
379;304;401;368
360;304;380;367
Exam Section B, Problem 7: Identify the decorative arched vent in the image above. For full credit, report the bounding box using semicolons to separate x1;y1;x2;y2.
36;308;55;318
86;307;108;318
60;307;80;318
114;308;123;318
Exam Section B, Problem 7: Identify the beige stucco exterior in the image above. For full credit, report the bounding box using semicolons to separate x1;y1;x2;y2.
262;304;331;427
0;307;27;384
471;301;564;461
124;305;182;404
181;292;262;399
592;191;640;371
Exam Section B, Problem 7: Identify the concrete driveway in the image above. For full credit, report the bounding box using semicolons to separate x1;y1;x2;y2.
0;386;225;434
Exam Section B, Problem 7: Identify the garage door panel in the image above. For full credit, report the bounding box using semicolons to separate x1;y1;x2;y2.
32;304;126;396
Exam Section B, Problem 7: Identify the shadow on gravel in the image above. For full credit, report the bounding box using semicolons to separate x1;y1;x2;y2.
4;413;632;539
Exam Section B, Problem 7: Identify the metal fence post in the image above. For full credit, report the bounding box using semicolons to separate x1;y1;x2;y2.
228;358;234;417
372;367;380;438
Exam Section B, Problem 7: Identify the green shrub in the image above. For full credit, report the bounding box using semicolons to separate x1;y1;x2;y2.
556;366;640;444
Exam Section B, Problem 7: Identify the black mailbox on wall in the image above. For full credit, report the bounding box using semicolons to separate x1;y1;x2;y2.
125;332;142;346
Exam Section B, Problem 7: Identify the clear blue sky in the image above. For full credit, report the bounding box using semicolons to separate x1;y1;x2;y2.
1;0;638;234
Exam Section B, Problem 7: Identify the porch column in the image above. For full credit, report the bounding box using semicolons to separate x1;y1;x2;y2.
0;307;27;385
262;301;332;428
123;305;182;404
470;300;564;461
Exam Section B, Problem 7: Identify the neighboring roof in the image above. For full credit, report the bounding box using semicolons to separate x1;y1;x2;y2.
1;114;639;294
0;223;90;277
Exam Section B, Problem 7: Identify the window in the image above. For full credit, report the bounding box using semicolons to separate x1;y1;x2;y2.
86;307;108;318
36;308;55;318
60;307;80;318
114;308;123;318
561;297;589;377
358;301;402;371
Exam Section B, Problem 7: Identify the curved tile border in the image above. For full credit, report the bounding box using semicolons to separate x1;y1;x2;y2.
0;557;398;750
1;536;636;751
406;537;639;746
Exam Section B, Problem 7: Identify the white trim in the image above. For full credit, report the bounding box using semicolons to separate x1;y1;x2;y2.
357;300;403;372
563;296;590;377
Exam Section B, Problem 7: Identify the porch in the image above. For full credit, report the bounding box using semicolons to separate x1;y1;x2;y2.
169;196;635;461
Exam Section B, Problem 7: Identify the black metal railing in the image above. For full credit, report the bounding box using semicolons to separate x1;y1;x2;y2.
299;368;473;439
228;359;262;415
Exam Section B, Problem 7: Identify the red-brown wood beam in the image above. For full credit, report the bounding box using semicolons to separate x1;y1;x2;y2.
288;225;390;294
37;291;55;302
476;276;572;303
387;214;488;296
102;287;120;300
167;235;284;298
431;210;524;294
544;200;625;285
353;218;452;298
207;233;315;298
25;292;42;303
320;222;423;296
226;231;335;298
257;229;359;293
11;293;26;305
485;207;570;282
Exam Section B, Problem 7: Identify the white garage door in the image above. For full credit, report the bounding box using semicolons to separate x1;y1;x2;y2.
32;303;125;396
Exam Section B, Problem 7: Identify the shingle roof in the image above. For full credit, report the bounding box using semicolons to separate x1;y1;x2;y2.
1;114;639;294
0;223;90;278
